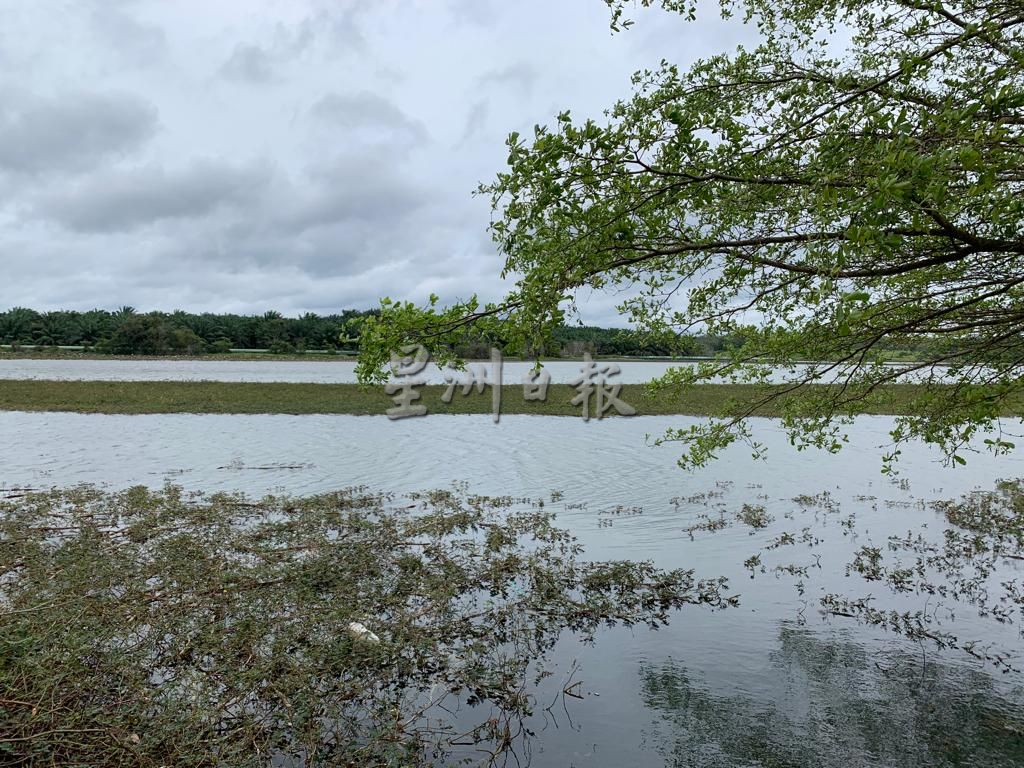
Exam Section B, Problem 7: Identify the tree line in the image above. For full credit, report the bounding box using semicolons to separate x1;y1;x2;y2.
0;307;372;355
0;306;748;357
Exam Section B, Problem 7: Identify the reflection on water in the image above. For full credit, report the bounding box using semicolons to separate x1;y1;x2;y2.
1;410;1022;766
641;624;1024;767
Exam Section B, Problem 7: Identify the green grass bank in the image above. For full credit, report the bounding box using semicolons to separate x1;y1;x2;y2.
2;379;1022;417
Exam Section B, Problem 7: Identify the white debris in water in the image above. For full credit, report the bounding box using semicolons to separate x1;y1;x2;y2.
346;621;381;644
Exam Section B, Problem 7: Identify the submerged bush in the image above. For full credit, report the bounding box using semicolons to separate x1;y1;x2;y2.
0;485;734;766
683;481;1024;672
823;478;1024;669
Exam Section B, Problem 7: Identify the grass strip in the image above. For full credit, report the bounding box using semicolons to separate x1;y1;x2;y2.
2;379;1023;417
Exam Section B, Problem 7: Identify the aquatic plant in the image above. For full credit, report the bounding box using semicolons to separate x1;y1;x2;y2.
0;484;735;766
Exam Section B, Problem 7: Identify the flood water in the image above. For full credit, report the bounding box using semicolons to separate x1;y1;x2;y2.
0;357;944;385
1;406;1022;766
0;357;677;383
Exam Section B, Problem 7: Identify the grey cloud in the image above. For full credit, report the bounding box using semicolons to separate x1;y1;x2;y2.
478;62;537;93
0;92;158;175
270;154;429;237
112;152;438;281
0;0;755;321
287;8;365;57
325;8;366;53
220;44;277;83
448;0;498;26
219;8;366;85
89;6;169;67
458;100;490;145
34;160;271;233
309;92;428;145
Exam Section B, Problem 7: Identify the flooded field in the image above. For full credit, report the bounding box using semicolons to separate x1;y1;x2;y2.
2;409;1022;766
0;357;946;385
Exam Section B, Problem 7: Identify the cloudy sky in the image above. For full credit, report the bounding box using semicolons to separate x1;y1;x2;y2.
0;0;755;323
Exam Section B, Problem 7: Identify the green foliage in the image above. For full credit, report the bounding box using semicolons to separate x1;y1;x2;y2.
267;338;297;355
0;307;718;360
0;308;380;356
99;315;207;355
0;485;734;766
358;0;1024;469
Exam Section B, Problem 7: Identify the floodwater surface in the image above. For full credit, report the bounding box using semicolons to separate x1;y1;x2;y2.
0;357;944;385
1;411;1022;766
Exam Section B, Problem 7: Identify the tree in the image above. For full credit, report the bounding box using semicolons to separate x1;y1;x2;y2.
101;315;167;355
357;0;1024;469
101;314;204;355
32;311;80;347
77;310;113;346
0;307;39;344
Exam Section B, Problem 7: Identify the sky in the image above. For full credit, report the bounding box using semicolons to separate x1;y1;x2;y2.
0;0;756;324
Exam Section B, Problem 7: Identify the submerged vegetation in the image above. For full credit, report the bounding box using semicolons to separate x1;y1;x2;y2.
686;478;1024;672
2;478;1022;764
0;485;734;766
824;479;1024;667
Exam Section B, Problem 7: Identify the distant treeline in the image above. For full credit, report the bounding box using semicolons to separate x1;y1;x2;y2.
0;306;743;358
0;307;370;355
0;306;938;359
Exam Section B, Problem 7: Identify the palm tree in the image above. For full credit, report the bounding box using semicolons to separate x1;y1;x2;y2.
77;310;112;346
32;311;80;346
0;307;38;344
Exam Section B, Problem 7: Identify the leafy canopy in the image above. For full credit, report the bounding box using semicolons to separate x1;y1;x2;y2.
358;0;1024;469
